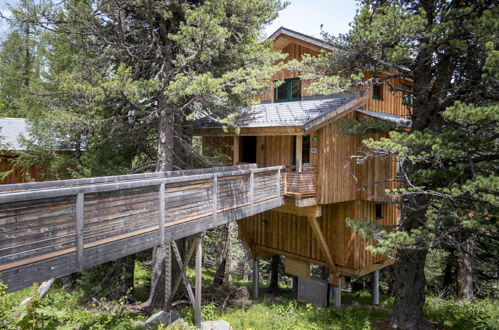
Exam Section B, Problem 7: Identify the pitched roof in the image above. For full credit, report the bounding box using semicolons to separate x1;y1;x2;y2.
356;109;412;127
195;95;359;130
268;27;335;51
0;118;30;151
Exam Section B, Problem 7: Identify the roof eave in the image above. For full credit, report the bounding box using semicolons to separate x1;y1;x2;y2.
303;93;368;133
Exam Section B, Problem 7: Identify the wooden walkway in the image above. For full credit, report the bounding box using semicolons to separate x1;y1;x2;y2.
0;164;283;291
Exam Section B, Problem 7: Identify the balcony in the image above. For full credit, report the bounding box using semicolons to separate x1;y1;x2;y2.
283;165;318;197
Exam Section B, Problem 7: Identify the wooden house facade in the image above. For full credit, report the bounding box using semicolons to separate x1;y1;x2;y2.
194;28;412;285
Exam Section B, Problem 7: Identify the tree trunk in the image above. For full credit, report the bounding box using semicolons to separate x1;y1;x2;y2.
457;238;474;300
268;255;280;292
442;249;455;296
142;244;170;311
213;224;231;287
143;95;174;312
390;248;429;330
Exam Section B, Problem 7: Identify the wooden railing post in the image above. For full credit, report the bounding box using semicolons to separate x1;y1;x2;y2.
158;183;165;245
212;174;218;226
249;170;254;214
75;193;84;271
195;236;203;327
276;168;282;197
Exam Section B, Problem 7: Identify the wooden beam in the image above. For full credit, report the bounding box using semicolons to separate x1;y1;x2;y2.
169;237;200;305
171;241;196;307
307;217;337;274
233;136;239;165
193;126;304;137
295;135;303;172
273;204;321;218
0;164;257;193
195;236;202;328
75;193;84;271
158;184;165;245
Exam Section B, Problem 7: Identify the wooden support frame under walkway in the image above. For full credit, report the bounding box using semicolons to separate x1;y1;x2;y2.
0;165;284;292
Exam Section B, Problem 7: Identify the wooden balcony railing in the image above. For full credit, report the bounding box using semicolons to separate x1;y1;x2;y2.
283;165;318;197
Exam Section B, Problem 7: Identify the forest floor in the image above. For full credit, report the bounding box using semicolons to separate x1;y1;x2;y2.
1;261;497;329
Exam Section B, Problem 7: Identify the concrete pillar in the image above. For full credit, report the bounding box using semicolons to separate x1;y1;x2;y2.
372;268;380;305
252;258;259;300
330;284;341;308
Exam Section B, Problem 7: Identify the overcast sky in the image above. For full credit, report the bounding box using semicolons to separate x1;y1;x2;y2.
0;0;359;41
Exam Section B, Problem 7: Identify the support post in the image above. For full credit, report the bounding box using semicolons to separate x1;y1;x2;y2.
330;284;341;308
158;184;165;245
276;168;281;197
75;193;84;271
292;276;298;299
233;136;239;165
249;170;254;214
212;175;218;226
195;236;202;328
295;135;303;172
372;268;380;305
252;258;259;300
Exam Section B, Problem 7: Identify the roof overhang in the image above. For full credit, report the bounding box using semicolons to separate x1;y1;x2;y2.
304;93;368;133
193;126;304;137
268;27;335;52
356;109;412;127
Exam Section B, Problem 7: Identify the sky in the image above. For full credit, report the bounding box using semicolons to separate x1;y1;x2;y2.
0;0;359;41
265;0;359;38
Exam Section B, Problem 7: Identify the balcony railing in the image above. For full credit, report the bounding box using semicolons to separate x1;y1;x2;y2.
283;165;318;197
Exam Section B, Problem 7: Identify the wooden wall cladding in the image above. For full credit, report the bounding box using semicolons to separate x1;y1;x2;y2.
316;112;359;204
238;200;398;275
285;257;310;278
0;153;40;184
261;42;319;102
364;72;413;118
256;135;293;168
201;136;234;165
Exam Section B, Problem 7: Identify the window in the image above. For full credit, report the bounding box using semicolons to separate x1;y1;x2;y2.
401;84;414;107
274;78;302;102
372;83;383;100
375;203;383;219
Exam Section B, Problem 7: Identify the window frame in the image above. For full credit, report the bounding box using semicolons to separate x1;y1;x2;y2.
274;78;302;102
372;83;384;100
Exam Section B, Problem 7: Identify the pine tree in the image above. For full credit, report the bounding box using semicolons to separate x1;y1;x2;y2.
295;1;498;328
8;0;286;311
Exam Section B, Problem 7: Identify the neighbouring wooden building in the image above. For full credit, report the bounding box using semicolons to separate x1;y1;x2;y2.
0;118;40;184
195;28;412;290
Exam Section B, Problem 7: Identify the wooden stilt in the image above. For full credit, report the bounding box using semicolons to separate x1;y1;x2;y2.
195;236;202;328
372;268;380;305
252;258;259;300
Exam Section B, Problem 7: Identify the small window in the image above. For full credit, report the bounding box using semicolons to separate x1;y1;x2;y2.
401;84;414;107
275;78;302;102
372;84;383;100
375;203;383;219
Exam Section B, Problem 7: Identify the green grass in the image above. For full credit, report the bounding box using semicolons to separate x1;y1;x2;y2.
2;266;497;330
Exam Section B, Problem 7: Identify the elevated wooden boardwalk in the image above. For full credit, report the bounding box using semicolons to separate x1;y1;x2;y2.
0;164;283;291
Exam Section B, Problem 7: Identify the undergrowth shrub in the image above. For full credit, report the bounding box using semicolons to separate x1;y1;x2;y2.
424;298;499;330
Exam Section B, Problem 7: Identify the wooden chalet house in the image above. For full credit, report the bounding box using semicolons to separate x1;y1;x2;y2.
194;28;412;297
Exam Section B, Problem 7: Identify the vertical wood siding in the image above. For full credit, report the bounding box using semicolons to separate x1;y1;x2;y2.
238;200;398;273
